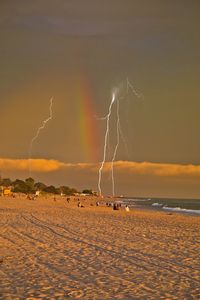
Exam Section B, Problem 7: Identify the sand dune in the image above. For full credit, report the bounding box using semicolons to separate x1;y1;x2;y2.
0;196;200;299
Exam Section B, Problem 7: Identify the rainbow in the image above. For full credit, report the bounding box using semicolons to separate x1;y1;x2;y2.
75;74;99;163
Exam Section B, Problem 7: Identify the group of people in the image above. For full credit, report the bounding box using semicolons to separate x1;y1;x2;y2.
113;203;129;211
65;197;131;212
99;201;130;212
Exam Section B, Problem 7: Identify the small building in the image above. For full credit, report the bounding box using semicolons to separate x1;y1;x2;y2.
1;187;12;196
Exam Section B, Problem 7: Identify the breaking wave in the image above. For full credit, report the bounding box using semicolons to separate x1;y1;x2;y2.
162;206;200;215
152;203;163;207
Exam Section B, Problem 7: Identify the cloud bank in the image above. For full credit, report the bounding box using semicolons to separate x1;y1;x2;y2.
0;158;65;172
0;158;200;178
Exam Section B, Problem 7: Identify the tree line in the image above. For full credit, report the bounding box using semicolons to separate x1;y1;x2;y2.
0;177;80;195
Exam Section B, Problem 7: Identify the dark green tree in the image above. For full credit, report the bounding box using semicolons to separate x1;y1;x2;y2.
43;185;58;194
25;177;35;193
12;179;29;193
82;189;93;195
34;182;47;191
1;178;12;187
70;188;78;195
59;186;78;195
60;186;71;195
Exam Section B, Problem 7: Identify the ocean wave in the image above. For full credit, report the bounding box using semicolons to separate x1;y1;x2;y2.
162;206;200;215
152;203;163;207
125;198;151;202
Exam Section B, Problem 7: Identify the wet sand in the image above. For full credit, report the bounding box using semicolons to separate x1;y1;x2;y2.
0;196;200;299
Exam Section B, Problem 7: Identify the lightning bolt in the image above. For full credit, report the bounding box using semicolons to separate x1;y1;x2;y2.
126;77;143;99
98;78;142;197
29;97;53;174
110;98;120;196
98;91;116;196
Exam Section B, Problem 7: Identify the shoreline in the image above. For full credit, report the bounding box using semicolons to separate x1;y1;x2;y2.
1;193;200;217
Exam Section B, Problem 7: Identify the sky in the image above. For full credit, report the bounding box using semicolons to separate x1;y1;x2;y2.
0;0;200;198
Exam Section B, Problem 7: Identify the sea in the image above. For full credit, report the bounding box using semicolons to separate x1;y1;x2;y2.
117;197;200;216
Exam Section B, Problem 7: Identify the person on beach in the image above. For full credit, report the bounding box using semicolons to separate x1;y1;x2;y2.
113;203;119;210
125;205;130;212
78;201;82;207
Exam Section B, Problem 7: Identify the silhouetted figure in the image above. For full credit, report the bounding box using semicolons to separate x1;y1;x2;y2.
113;203;119;210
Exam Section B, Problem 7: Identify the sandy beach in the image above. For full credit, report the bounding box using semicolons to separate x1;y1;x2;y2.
0;196;200;299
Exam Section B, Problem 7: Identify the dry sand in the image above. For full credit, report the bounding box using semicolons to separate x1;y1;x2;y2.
0;195;200;299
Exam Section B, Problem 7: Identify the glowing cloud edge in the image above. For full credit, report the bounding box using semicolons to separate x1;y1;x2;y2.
0;158;200;177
